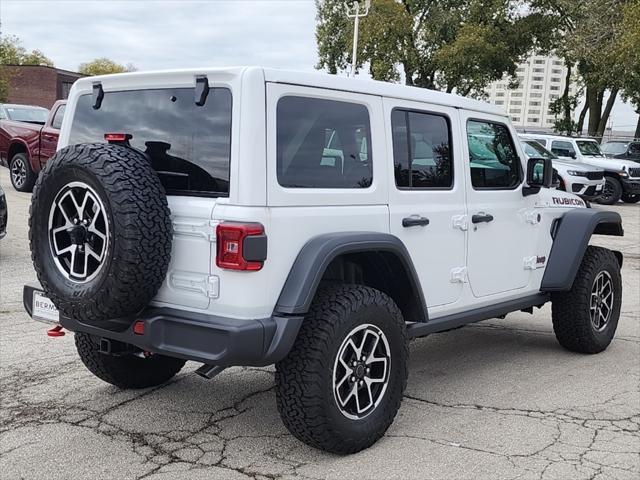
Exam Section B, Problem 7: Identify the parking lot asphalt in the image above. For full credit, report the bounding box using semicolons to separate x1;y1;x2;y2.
0;166;638;480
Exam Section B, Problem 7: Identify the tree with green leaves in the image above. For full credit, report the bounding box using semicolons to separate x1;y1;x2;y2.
614;0;640;138
0;35;55;102
78;58;136;76
316;0;556;96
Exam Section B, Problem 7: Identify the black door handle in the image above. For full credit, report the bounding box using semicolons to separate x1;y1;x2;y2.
402;216;430;227
472;212;494;224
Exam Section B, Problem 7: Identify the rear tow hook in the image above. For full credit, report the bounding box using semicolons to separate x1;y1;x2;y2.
47;325;66;337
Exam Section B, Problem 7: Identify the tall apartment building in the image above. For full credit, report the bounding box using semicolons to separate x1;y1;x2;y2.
484;54;578;130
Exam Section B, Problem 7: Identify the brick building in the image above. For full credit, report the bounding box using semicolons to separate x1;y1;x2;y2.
0;65;85;109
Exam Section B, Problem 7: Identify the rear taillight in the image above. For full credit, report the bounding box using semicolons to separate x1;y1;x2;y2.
216;222;266;271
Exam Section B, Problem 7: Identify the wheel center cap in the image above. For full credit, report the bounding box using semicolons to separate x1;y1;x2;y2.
355;363;366;379
68;225;88;245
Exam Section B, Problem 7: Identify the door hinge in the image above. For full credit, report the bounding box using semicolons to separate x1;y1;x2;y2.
450;267;468;283
524;210;542;225
452;215;468;231
172;218;218;242
170;273;220;298
523;256;537;270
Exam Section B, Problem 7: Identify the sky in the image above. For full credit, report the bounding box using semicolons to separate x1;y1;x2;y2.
1;0;637;132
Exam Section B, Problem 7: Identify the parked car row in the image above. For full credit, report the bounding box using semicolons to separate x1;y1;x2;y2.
0;101;66;192
520;134;640;205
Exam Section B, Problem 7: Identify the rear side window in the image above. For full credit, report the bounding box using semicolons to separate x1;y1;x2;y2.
69;87;232;196
391;109;453;189
466;120;521;189
276;96;372;188
629;142;640;155
51;104;66;129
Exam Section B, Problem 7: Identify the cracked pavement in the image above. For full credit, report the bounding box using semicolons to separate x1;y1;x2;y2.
1;167;638;479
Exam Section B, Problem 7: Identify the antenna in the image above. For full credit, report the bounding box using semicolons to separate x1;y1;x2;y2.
345;0;371;77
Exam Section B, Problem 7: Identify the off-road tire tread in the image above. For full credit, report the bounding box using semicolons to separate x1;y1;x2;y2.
552;246;621;354
275;284;408;454
598;177;623;205
75;333;185;389
29;143;172;322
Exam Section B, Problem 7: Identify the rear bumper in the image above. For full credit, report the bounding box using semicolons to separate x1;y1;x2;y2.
23;283;303;367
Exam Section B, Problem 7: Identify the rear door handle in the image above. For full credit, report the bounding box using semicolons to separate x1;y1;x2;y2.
472;212;494;224
402;216;430;228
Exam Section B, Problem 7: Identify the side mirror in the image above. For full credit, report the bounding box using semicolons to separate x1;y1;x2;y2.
526;157;553;188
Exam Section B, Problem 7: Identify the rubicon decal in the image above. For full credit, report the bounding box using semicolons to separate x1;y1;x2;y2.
552;197;585;207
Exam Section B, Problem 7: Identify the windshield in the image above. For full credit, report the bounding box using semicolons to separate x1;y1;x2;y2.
69;87;232;196
601;143;627;155
5;106;49;124
521;140;557;160
576;140;603;156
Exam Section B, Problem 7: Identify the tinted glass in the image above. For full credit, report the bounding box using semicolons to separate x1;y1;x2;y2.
629;142;640;155
521;140;556;159
51;104;66;129
6;106;49;124
277;96;372;188
467;120;520;189
551;140;576;158
69;88;232;196
576;140;602;156
392;109;452;188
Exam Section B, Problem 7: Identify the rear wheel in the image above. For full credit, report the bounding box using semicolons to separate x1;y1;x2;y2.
275;284;408;454
75;333;185;389
9;153;36;192
551;246;622;354
598;177;622;205
621;193;640;203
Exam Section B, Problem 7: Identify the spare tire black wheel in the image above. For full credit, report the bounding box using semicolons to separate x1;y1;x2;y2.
29;143;173;323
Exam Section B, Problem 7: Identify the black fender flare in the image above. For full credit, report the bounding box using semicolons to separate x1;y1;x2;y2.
540;209;623;291
274;232;428;321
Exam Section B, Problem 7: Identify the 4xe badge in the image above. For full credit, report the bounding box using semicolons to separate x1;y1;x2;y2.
552;196;585;207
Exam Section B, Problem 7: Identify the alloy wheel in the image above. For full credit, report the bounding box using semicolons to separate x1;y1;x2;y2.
590;271;614;332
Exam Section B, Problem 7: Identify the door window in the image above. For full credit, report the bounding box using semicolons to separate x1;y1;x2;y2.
277;96;372;188
466;120;521;189
391;109;453;189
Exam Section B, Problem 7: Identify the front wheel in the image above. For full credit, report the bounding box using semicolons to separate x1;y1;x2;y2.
621;193;640;204
275;284;408;454
597;177;622;205
9;153;36;192
551;246;622;354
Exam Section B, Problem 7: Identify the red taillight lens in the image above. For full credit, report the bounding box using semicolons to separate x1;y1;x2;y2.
216;222;266;271
104;133;132;143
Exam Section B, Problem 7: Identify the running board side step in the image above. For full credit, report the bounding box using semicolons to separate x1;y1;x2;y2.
406;293;550;339
195;364;226;379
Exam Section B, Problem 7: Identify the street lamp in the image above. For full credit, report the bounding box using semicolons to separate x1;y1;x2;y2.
345;0;371;77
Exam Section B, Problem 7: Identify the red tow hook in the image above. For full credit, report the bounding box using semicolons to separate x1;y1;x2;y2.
47;325;66;337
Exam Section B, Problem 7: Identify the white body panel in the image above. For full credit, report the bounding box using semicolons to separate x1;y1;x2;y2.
59;67;587;323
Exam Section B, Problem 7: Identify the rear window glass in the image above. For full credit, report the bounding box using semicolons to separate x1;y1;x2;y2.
276;96;372;189
69;87;232;196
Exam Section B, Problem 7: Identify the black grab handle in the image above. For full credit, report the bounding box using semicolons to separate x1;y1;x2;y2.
472;213;494;224
402;216;430;227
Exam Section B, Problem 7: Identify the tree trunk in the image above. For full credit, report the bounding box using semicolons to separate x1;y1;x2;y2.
596;88;618;138
562;63;572;130
635;113;640;140
587;87;604;136
577;101;589;134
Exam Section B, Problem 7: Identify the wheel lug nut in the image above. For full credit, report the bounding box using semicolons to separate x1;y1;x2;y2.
359;380;363;387
366;367;370;373
361;356;366;362
350;376;355;382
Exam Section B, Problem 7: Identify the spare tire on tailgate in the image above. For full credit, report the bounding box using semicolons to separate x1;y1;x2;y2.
29;143;173;323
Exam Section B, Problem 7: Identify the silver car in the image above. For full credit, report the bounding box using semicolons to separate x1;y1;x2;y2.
519;138;605;200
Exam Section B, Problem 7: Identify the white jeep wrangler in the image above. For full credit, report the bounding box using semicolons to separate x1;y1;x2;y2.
24;67;624;454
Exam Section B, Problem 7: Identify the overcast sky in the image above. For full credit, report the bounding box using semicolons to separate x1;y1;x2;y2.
1;0;637;132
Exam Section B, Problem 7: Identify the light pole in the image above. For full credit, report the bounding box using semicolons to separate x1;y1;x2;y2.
345;0;371;77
